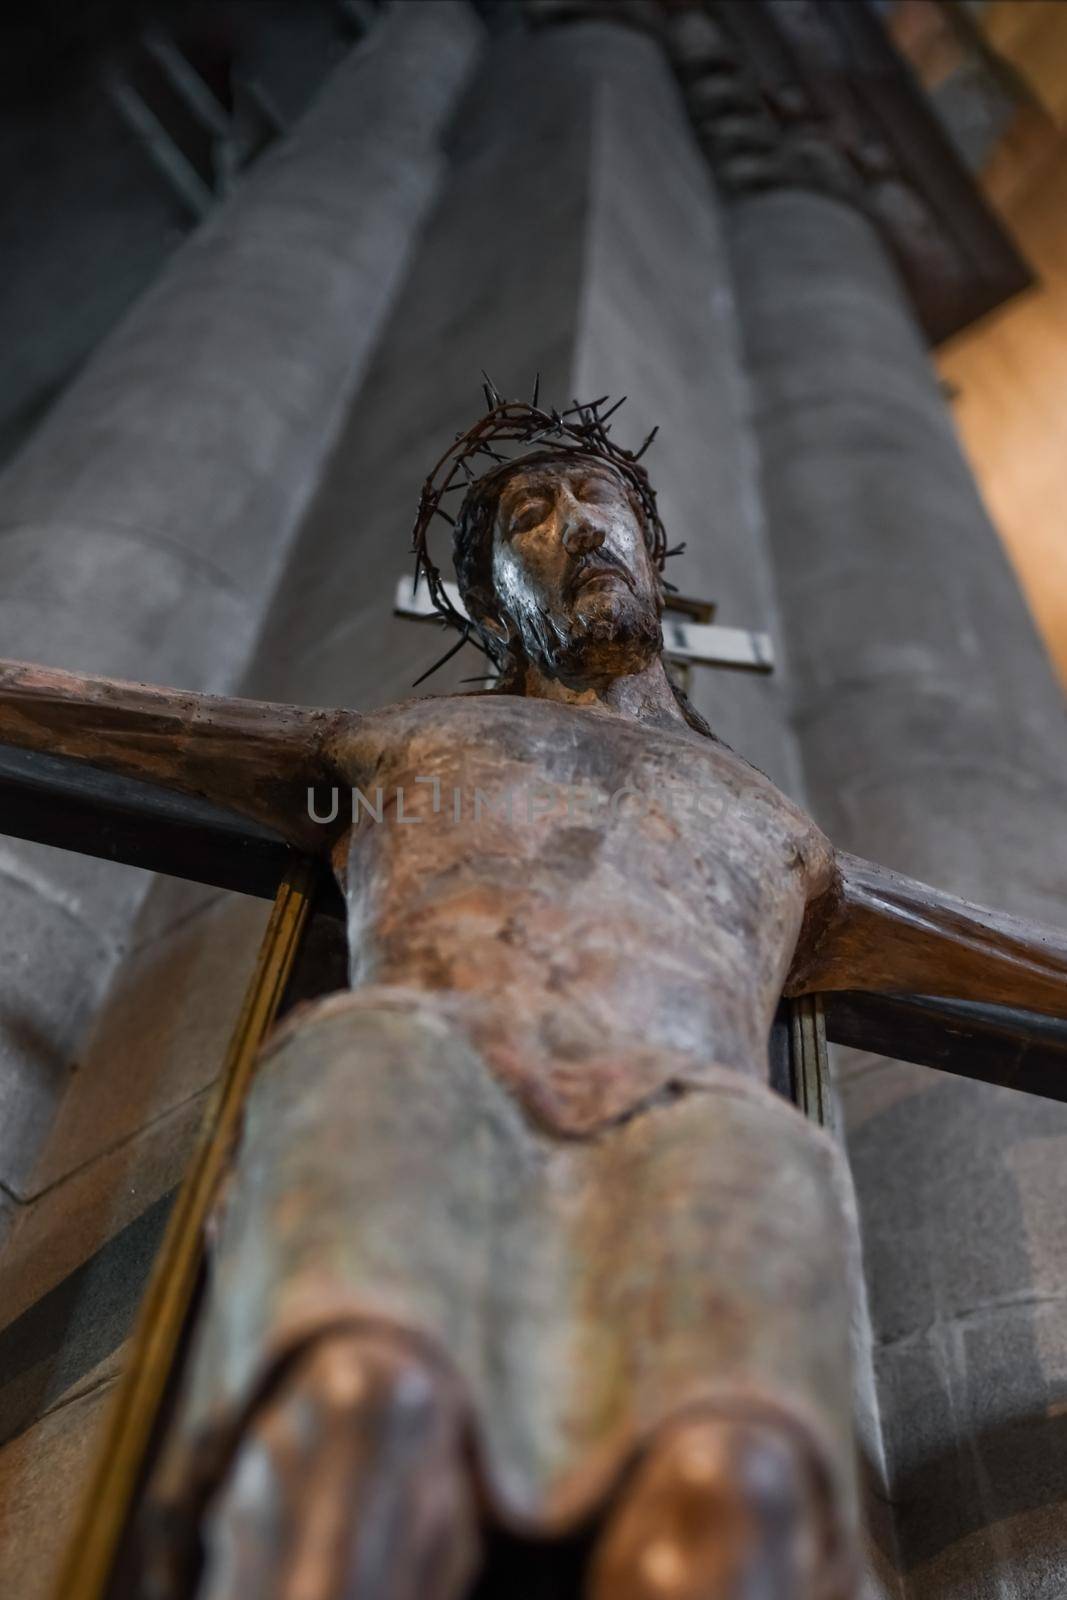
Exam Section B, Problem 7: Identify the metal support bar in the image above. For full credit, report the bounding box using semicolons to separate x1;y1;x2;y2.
790;993;834;1129
54;859;320;1600
106;75;214;220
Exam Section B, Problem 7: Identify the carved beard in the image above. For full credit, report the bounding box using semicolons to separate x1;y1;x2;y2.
511;584;663;688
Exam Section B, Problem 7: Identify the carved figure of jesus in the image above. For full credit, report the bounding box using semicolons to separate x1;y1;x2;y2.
2;397;1066;1600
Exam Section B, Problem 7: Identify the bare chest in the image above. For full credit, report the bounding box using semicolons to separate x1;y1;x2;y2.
330;695;831;1127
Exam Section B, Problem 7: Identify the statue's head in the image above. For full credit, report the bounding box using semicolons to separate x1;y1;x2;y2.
453;451;663;688
412;388;674;692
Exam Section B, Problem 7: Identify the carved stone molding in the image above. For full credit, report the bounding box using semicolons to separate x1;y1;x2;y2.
665;0;1032;344
522;0;664;37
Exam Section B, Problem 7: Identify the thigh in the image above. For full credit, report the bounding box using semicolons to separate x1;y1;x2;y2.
164;1328;478;1600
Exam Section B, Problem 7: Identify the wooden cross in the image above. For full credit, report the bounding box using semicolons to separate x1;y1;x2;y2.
0;683;1063;1600
0;718;1061;1110
395;575;776;677
1;708;1063;1600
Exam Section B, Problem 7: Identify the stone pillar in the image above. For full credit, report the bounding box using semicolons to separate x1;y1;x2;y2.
728;187;1067;1596
0;18;798;1596
247;13;797;790
0;0;480;1196
16;0;795;1326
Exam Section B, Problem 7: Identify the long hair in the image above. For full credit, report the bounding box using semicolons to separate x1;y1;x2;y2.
408;382;714;738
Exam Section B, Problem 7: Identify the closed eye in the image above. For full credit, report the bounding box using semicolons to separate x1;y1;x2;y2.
576;480;615;504
510;499;551;533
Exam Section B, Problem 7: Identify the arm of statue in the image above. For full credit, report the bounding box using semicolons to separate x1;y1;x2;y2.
0;658;349;851
787;851;1067;1019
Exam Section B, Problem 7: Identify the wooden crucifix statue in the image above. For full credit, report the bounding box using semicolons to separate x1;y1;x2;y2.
2;392;1067;1600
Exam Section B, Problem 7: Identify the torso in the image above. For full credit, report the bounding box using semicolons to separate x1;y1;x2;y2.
328;694;834;1133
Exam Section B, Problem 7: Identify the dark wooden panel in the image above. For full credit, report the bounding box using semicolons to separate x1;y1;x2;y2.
824;989;1067;1102
0;742;344;916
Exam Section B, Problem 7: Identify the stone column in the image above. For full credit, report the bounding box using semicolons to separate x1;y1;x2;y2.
0;0;480;1196
13;0;796;1326
0;18;797;1596
247;12;797;788
728;187;1067;1596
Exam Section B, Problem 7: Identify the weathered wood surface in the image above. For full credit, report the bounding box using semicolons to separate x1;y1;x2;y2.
332;689;836;1135
6;737;1065;1106
149;992;856;1580
789;851;1067;1019
1;447;1065;1598
0;743;292;904
0;743;347;917
0;660;344;854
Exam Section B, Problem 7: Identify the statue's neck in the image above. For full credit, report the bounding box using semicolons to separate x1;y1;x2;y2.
502;655;690;732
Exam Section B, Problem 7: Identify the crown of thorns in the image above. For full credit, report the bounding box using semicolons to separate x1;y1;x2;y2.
410;378;683;681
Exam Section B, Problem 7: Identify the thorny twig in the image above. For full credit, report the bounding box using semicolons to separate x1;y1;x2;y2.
410;381;673;676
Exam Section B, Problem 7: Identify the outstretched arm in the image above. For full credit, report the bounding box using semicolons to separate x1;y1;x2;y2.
788;851;1067;1019
0;659;348;851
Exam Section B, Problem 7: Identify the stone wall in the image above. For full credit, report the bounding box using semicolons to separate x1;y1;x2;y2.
4;9;1064;1597
0;11;801;1593
0;7;481;1593
728;186;1067;1599
0;0;479;1200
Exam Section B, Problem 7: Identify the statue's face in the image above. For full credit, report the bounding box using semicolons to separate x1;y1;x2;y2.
488;460;662;686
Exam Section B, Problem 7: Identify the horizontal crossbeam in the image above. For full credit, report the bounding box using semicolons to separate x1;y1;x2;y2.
395;576;775;673
2;743;1064;1097
823;990;1067;1103
0;743;343;915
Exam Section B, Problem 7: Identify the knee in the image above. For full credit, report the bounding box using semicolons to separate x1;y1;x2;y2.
296;1326;457;1441
587;1413;831;1600
173;1329;477;1600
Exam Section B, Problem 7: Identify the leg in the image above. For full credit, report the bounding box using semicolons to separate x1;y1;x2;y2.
586;1412;838;1600
194;1327;480;1600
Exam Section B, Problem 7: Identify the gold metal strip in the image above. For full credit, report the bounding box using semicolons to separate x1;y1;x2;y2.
55;857;319;1600
789;993;834;1130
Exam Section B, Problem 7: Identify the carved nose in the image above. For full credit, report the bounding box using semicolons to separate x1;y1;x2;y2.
561;517;604;556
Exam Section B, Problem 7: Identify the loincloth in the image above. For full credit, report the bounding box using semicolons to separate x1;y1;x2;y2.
151;986;859;1582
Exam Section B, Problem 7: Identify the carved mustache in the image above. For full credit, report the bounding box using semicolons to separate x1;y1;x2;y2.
566;549;635;601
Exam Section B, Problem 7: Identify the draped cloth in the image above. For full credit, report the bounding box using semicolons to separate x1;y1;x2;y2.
150;987;859;1593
